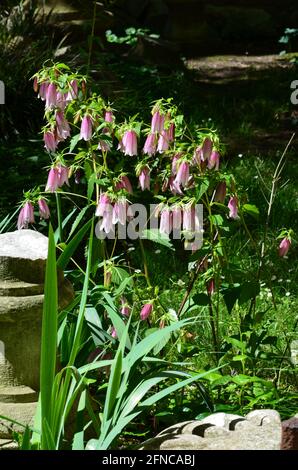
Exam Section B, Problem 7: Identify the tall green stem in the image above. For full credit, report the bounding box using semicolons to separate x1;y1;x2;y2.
87;1;97;76
55;192;63;243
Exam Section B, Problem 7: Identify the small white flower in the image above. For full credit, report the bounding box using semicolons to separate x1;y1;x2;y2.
286;292;291;297
271;275;277;281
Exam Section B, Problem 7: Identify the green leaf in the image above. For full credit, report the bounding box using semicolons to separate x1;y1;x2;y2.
141;229;173;250
40;224;58;445
67;206;90;241
209;214;224;226
196;178;209;200
57;218;92;270
242;204;260;219
111;267;133;287
69;133;81;152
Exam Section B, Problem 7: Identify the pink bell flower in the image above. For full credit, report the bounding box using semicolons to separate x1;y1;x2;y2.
172;206;182;230
140;303;153;321
167;122;175;142
45;168;59;192
112;198;127;226
174;161;190;188
116;175;133;194
17;202;35;230
183;205;195;232
208;150;220;170
44;131;58;152
98;139;112;152
278;237;291;257
38;81;48;100
157;130;169;153
56;111;71;140
201;137;213;161
228;196;239;219
80;115;93;141
111;327;117;339
38;199;50;219
169;176;184;195
160;208;172;235
122;130;138;156
100;209;113;234
57;164;69;187
66;79;78;101
56;92;67;111
120;297;131;317
104;110;114;123
143;133;157;156
138;167;150;191
151;110;164;133
45;82;57;109
95;193;112;217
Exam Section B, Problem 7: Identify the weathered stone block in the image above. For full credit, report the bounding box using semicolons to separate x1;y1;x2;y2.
0;230;73;441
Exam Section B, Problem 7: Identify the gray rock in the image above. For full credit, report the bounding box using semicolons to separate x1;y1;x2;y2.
140;409;282;450
0;230;74;441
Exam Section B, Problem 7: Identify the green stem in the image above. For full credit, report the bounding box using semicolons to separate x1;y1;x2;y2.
139;238;151;287
55;193;63;243
87;1;97;76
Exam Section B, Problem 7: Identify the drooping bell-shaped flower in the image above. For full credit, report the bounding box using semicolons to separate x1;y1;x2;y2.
214;182;226;203
110;327;117;338
45;168;59;192
33;77;38;93
122;130;138;156
104;110;114;123
44;131;58;152
169;176;184;196
120;297;131;317
57;164;69;187
167;122;175;142
183;205;195;232
100;209;113;234
66;79;78;101
112;198;127;225
80;115;92;141
115;175;133;194
143;133;157;156
138;166;150;191
201;137;213;161
208;150;220;170
95;193;111;217
17;201;35;230
56;111;71;140
38;81;48;100
160;208;172;235
157;130;169;153
174;161;190;189
38;199;50;219
172;206;182;230
171;155;180;176
140;303;153;321
98;139;112;152
151;110;164;133
56;92;67;111
278;237;291;257
228;196;238;219
45;82;57;109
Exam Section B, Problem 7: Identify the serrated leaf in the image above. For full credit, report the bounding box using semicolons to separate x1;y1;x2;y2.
141;229;173;250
